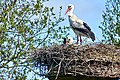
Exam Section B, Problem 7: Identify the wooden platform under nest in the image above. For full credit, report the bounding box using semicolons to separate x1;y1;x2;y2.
30;43;120;80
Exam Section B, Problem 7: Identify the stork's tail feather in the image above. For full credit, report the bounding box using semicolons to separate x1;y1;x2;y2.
89;31;95;41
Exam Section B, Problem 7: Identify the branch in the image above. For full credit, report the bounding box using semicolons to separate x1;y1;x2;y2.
55;58;64;80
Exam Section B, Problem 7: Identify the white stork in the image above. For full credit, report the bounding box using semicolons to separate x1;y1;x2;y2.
63;37;73;44
65;4;95;44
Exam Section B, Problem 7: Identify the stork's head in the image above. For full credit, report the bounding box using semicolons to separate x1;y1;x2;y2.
65;4;74;15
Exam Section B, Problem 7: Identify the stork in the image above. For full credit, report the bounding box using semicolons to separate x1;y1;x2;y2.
65;4;95;45
63;37;73;44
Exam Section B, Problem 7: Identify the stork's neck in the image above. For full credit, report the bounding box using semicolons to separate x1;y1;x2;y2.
67;9;74;16
67;12;73;17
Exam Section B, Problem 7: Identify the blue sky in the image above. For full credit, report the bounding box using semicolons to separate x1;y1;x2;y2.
44;0;106;43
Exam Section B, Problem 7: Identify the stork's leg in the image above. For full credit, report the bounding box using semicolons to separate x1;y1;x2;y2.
76;36;79;44
80;36;82;45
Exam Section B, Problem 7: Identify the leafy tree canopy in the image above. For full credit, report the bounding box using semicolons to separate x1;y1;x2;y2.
0;0;69;79
99;0;120;46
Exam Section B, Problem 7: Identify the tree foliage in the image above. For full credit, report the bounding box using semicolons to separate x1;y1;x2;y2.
99;0;120;45
0;0;69;79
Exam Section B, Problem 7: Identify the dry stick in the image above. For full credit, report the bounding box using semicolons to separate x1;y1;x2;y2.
74;57;77;76
69;70;84;75
53;58;59;65
83;60;94;75
111;51;115;75
63;59;73;75
55;58;64;80
47;63;53;74
51;63;59;71
66;59;74;67
48;59;60;74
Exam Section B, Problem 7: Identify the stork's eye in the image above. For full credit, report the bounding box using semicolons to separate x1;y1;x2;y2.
68;6;71;8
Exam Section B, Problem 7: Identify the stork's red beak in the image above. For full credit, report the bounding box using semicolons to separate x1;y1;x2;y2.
65;7;71;15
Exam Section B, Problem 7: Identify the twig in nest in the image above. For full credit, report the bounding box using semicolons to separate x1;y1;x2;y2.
55;58;64;80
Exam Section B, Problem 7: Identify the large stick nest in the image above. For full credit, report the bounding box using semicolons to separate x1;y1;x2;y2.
30;43;120;79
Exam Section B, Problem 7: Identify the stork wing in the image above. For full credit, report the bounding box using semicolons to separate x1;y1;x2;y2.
72;27;89;36
74;15;91;31
72;27;95;41
83;22;91;31
69;14;92;31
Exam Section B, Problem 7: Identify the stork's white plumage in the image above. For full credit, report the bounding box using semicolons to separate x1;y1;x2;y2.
65;4;95;44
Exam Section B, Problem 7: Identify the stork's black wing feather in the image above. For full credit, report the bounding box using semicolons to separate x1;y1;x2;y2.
72;27;89;36
72;27;95;41
83;22;91;31
89;31;95;41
